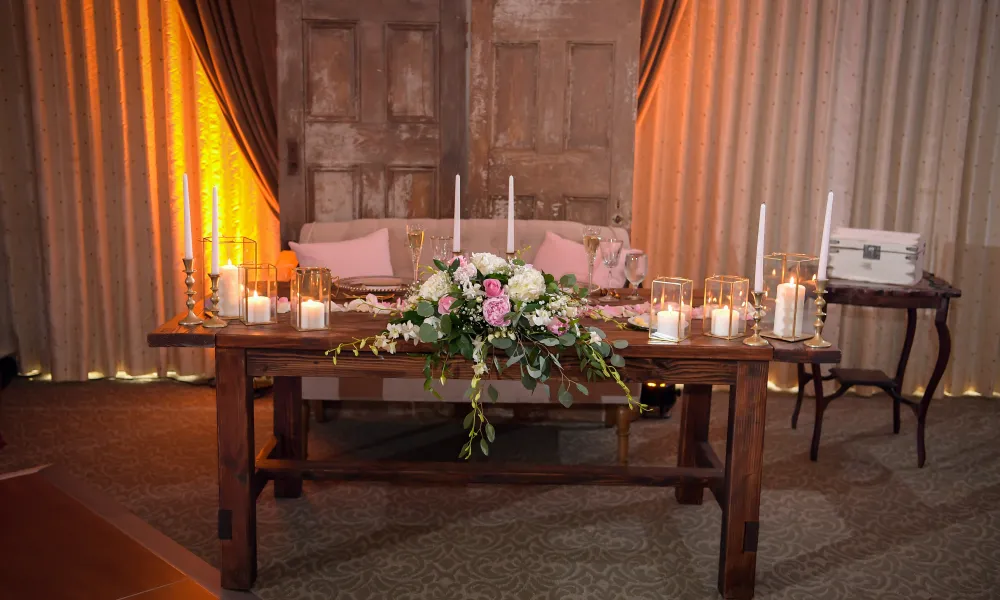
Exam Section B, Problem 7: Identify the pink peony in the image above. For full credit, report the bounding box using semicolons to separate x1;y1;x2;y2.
547;317;569;336
482;295;511;327
438;295;456;315
483;278;503;297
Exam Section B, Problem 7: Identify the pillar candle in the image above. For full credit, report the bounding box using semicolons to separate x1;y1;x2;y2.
453;174;461;252
710;306;741;337
211;185;219;275
818;191;834;280
299;298;326;329
754;203;765;292
506;175;515;254
773;279;806;337
653;308;688;341
182;173;193;259
219;260;240;317
247;291;271;324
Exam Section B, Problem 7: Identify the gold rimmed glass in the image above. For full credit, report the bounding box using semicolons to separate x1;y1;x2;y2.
406;224;425;282
582;226;601;300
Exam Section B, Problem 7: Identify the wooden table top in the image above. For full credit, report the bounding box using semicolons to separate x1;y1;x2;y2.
149;300;840;364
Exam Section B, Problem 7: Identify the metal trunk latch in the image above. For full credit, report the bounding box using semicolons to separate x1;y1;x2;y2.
863;244;882;260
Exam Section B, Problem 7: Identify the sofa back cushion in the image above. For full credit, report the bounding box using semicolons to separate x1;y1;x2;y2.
298;219;631;279
289;228;394;278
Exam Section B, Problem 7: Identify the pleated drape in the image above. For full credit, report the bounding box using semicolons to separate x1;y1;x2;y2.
634;0;1000;397
0;0;279;381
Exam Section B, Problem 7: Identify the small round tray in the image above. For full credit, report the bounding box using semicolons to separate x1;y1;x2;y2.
338;275;412;295
627;315;650;330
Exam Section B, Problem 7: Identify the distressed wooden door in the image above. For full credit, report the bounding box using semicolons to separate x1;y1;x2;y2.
468;0;641;228
278;0;466;243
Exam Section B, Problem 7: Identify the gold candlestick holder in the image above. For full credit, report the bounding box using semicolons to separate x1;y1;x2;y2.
506;251;516;261
202;273;227;328
179;258;203;327
743;290;769;346
804;279;833;348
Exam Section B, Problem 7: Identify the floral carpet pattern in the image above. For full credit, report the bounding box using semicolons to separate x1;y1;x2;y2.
1;379;998;599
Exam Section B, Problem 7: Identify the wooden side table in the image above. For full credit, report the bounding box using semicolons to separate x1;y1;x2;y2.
791;272;961;467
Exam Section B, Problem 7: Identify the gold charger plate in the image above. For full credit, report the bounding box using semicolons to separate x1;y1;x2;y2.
337;275;412;297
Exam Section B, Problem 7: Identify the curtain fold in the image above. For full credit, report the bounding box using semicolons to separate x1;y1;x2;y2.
634;0;1000;398
639;0;681;114
0;0;279;381
176;0;278;217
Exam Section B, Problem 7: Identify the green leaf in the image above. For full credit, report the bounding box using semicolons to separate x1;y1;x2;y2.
457;335;474;359
487;384;499;402
419;323;438;343
521;373;537;390
450;299;464;311
463;410;475;429
450;258;460;270
491;336;513;349
558;385;574;408
506;353;523;368
485;423;496;443
539;337;560;347
440;314;452;334
558;332;577;346
599;342;612;357
417;301;435;317
494;355;503;373
459;440;472;459
610;354;625;368
526;364;542;378
559;273;577;287
588;326;607;339
575;382;589;395
479;438;490;456
433;259;448;271
613;339;629;349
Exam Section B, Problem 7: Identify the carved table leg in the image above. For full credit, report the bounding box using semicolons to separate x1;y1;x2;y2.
676;384;712;505
809;363;826;462
893;308;917;435
917;300;951;468
273;377;305;499
791;363;808;429
215;348;257;590
615;405;631;465
718;361;768;600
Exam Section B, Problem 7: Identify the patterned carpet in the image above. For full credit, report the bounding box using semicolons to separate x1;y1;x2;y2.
1;379;998;600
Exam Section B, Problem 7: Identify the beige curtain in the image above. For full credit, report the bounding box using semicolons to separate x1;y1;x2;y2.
634;0;1000;398
0;0;279;381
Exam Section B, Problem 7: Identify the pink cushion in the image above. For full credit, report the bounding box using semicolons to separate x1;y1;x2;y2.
531;231;627;288
289;228;393;278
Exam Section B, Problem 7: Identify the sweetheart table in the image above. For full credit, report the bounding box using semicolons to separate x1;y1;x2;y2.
148;301;839;599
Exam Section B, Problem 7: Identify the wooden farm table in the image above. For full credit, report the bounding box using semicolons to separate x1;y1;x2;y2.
148;305;839;599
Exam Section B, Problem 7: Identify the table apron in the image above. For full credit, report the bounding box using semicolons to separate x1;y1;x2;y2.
245;349;739;385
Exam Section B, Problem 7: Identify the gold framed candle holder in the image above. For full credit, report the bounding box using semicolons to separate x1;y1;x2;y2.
201;236;256;319
291;267;332;331
648;277;693;343
703;275;749;340
761;253;818;343
239;263;277;326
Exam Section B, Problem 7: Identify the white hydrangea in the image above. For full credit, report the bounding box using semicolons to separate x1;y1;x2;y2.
418;271;452;301
470;252;508;276
453;262;478;285
507;266;546;302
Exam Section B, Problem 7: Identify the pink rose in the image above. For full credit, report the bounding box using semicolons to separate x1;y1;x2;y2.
438;295;456;315
483;278;503;297
547;317;569;336
482;295;511;327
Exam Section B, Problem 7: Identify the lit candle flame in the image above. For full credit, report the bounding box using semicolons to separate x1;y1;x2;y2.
227;259;233;266
253;290;258;297
790;276;796;285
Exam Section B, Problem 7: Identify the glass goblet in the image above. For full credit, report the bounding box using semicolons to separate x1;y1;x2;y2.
624;250;648;301
581;226;602;300
598;238;624;302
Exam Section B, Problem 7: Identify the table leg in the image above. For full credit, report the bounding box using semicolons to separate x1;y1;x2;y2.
615;405;631;465
718;361;768;600
893;308;917;435
676;384;712;505
273;376;305;499
917;300;951;468
809;363;826;462
791;363;808;429
215;348;257;590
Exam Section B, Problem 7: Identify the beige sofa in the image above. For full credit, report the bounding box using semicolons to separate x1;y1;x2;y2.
288;219;639;452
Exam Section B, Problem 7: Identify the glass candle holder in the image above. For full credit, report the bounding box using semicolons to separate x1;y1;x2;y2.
202;236;256;318
761;253;818;342
291;267;332;331
649;277;693;343
703;275;749;340
239;263;277;326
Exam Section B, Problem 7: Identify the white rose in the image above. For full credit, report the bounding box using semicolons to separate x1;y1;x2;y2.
470;252;508;276
507;267;546;302
418;272;452;302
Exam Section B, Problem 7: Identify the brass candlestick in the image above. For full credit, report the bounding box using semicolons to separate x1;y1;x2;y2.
202;272;227;328
179;258;203;326
506;251;516;261
743;290;769;346
804;279;833;348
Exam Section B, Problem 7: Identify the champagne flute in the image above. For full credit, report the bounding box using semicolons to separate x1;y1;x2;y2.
598;237;623;302
582;226;601;299
624;250;648;301
406;224;425;282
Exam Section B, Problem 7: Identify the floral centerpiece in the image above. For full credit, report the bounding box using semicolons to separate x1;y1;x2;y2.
328;253;637;459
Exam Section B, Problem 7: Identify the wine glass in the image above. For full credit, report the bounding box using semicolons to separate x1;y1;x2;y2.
429;235;452;265
406;224;425;282
624;250;648;301
582;226;601;299
598;237;623;302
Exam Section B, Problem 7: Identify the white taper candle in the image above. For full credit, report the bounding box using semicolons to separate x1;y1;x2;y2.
818;191;834;280
506;175;515;254
754;203;765;293
452;174;461;252
182;173;193;259
211;185;220;275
